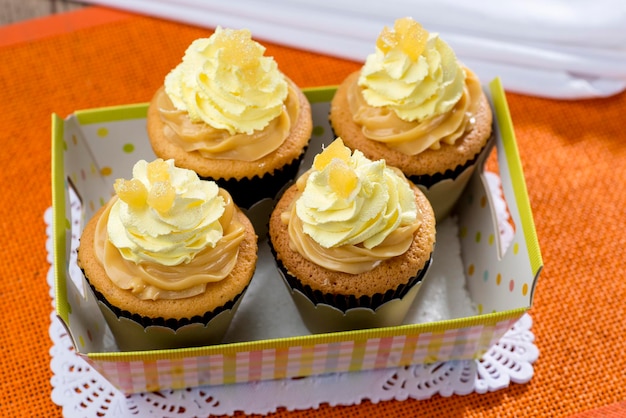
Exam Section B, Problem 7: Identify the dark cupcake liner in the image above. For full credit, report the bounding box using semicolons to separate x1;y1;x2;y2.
200;145;308;209
268;239;432;313
407;151;482;189
84;273;249;331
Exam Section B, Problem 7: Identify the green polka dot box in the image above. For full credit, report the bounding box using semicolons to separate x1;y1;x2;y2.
51;79;542;395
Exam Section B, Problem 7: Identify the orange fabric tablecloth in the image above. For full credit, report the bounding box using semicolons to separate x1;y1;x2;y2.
1;7;625;418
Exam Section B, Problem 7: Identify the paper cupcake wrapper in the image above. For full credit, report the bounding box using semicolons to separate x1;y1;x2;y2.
200;145;309;210
279;256;430;311
408;149;482;188
269;238;432;310
412;137;495;221
274;255;431;333
86;279;249;351
287;276;425;334
269;239;432;332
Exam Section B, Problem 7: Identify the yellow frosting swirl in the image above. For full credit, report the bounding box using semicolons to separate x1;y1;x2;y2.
95;159;245;300
164;27;288;137
358;17;465;123
282;139;422;274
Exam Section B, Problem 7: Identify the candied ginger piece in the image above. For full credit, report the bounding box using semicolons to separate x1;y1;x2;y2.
147;159;171;183
396;18;428;61
328;160;358;199
376;26;397;55
214;28;263;68
148;182;176;214
114;178;147;207
376;17;429;61
313;138;351;171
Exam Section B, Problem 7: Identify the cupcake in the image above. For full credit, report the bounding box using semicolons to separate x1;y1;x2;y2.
147;27;313;211
77;159;258;351
268;138;436;333
330;17;493;220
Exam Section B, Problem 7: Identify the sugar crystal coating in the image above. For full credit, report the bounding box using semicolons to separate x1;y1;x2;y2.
376;17;429;62
213;28;263;67
147;181;176;214
313;137;351;171
327;159;359;199
114;178;147;208
147;159;171;183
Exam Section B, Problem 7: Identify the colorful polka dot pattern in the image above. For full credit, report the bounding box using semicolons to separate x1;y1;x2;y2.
62;112;155;221
457;169;536;314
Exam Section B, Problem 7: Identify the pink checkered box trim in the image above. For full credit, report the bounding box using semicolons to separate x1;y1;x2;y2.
87;315;521;394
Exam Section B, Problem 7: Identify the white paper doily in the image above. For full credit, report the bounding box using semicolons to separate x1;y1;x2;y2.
46;172;537;417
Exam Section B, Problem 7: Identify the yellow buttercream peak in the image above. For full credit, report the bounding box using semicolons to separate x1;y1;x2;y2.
164;27;288;135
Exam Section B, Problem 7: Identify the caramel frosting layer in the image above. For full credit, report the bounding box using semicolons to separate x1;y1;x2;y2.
155;81;301;161
96;159;245;300
348;68;483;156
